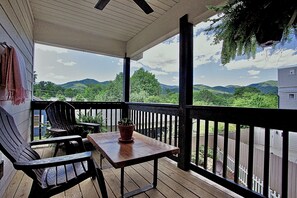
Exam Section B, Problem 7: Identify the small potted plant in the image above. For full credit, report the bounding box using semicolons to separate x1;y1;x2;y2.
118;118;135;142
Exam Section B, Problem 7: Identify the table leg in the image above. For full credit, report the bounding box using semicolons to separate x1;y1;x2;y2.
121;167;124;196
122;159;159;198
153;159;158;188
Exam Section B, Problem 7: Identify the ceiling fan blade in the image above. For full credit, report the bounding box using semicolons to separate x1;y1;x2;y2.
133;0;154;14
94;0;110;10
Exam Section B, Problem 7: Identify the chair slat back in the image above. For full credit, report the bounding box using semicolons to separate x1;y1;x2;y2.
45;101;78;131
0;107;42;179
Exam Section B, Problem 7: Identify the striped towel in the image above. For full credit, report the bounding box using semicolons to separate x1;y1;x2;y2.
0;46;28;105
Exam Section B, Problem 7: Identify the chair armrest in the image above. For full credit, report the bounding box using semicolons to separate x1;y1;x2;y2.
77;122;100;133
47;127;67;133
30;135;83;146
14;151;92;169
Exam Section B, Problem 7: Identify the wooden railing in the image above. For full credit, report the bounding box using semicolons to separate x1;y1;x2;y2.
127;103;179;161
31;101;124;140
31;101;297;198
187;105;297;198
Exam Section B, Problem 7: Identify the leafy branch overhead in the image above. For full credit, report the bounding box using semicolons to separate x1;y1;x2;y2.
206;0;297;65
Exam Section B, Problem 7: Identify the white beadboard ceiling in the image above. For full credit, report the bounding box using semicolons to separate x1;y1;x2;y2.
29;0;223;59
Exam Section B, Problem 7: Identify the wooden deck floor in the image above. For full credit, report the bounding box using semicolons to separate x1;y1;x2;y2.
3;146;242;198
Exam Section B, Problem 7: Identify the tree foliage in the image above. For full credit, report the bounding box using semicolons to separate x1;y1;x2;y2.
131;68;161;97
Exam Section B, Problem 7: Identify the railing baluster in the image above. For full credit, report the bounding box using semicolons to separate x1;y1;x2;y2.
164;115;168;143
38;110;42;139
204;120;209;170
145;112;148;136
247;126;255;189
195;118;200;166
234;124;241;183
169;115;172;145
152;113;155;138
142;111;145;135
147;112;152;137
282;130;289;198
110;109;113;131
160;114;163;142
155;113;159;140
105;109;108;130
174;116;178;147
115;109;118;131
223;122;229;178
263;127;270;197
137;110;140;131
212;121;218;174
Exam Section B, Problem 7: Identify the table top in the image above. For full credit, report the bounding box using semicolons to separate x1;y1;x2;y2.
87;132;180;168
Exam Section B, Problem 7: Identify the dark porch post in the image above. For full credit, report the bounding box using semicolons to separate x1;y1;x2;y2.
178;14;193;170
122;56;130;118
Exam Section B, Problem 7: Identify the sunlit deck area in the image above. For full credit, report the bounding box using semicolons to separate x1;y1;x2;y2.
3;145;240;198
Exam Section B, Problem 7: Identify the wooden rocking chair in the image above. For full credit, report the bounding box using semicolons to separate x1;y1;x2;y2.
45;101;100;155
0;106;108;198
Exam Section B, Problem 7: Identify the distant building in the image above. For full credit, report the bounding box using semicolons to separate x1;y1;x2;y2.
278;66;297;109
277;66;297;152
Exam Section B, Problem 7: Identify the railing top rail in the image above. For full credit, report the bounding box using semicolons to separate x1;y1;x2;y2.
32;101;124;110
127;102;179;116
187;105;297;131
127;102;178;108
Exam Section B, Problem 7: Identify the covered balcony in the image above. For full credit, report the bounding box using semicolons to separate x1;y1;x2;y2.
0;0;296;198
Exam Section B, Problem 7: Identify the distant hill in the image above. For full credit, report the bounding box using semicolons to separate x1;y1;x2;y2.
248;80;278;94
60;78;277;94
60;78;111;89
161;80;277;94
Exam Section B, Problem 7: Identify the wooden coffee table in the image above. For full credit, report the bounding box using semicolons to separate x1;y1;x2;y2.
87;131;180;198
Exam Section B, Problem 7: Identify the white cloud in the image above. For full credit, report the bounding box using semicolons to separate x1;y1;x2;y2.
225;48;297;70
45;72;66;80
250;76;259;79
117;59;123;66
35;44;69;53
136;39;179;72
248;70;260;75
194;33;221;66
57;59;76;66
150;70;168;76
131;61;143;68
173;76;179;82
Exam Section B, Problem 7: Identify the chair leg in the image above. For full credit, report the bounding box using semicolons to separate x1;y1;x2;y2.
29;182;49;198
53;142;60;157
96;168;108;198
100;153;103;169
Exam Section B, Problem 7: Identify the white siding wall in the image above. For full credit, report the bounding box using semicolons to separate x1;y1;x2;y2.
0;0;33;196
278;67;297;109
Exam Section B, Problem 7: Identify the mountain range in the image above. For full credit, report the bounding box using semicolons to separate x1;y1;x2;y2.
60;78;278;94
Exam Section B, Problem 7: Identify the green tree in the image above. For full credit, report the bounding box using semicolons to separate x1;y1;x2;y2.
232;92;277;108
75;94;85;101
104;73;123;102
131;68;161;97
234;87;261;97
34;81;65;98
130;91;149;102
64;88;76;100
56;94;66;101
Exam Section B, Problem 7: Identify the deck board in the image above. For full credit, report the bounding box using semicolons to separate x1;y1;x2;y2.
3;146;241;198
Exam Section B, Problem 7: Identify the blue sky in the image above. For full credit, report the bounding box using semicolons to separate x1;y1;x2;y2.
34;20;297;87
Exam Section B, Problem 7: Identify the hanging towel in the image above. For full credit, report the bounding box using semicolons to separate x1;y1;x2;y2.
0;47;9;100
6;47;28;105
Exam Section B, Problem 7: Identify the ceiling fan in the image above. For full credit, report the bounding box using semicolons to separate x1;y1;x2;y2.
95;0;154;14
